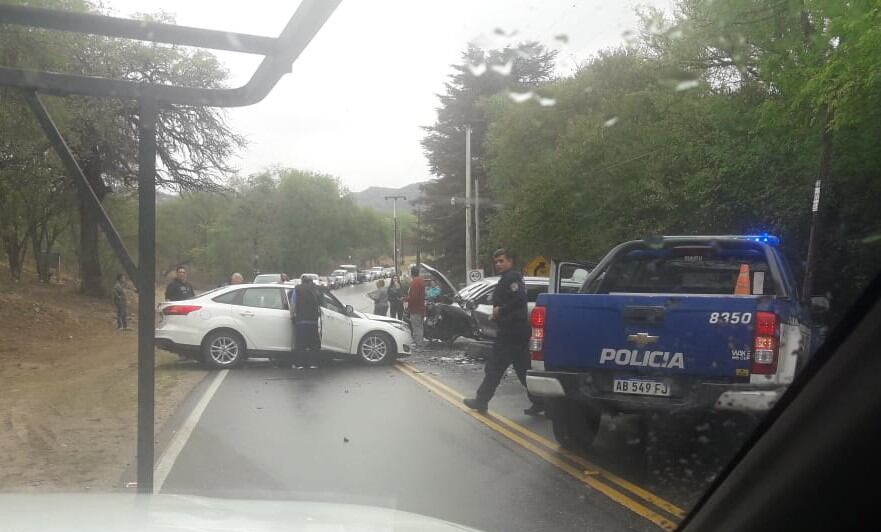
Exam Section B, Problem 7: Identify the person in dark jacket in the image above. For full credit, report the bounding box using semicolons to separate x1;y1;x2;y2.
387;275;404;320
464;249;544;415
290;274;322;369
112;273;128;330
165;266;195;301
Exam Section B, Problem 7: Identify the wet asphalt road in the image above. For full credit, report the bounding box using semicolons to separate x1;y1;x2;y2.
158;282;754;531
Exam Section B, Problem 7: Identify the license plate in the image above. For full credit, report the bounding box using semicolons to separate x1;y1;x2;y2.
613;379;670;397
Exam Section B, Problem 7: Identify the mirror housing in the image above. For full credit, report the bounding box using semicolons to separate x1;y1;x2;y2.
809;295;830;318
345;304;354;316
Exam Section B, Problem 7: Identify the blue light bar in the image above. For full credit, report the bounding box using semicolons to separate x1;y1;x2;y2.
745;234;781;246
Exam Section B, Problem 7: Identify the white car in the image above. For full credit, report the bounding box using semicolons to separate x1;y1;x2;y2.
155;283;413;368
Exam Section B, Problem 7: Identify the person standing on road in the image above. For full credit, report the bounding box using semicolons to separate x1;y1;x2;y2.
464;249;544;416
387;275;404;320
112;273;128;330
165;266;195;301
406;265;426;349
368;279;389;316
290;274;322;369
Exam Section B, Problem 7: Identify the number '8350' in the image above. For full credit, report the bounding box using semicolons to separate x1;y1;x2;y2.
708;312;752;324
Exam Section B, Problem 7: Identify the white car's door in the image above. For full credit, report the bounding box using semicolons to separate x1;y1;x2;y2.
318;291;353;353
235;287;292;351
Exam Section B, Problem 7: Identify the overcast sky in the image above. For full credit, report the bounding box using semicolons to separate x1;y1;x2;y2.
106;0;674;191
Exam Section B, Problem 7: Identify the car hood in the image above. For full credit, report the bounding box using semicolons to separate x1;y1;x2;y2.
419;263;457;297
0;493;481;531
356;311;407;325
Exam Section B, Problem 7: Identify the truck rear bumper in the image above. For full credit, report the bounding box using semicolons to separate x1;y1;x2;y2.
527;370;785;414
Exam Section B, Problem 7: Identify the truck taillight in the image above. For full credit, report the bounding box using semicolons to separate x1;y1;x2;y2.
530;306;546;361
752;311;778;375
162;305;202;316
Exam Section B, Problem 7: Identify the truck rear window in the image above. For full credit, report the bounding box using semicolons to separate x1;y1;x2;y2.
587;243;777;296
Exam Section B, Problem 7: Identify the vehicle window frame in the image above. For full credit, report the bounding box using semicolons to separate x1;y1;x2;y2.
525;282;548;303
241;287;287;310
212;289;242;304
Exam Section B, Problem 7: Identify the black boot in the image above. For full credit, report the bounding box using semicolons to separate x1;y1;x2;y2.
523;403;545;416
463;398;488;413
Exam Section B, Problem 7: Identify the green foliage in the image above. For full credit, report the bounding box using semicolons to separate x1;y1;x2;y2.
420;43;558;279
480;1;881;312
154;169;391;286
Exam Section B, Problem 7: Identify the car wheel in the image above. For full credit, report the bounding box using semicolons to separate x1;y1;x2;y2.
357;331;395;365
549;400;601;451
202;330;245;369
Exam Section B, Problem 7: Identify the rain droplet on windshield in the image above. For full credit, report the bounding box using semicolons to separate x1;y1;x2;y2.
468;62;487;76
508;91;534;103
490;61;513;76
604;116;619;127
493;27;518;38
537;96;556;107
675;79;699;91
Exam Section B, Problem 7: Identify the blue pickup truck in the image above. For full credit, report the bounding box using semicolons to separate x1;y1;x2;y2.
526;235;827;450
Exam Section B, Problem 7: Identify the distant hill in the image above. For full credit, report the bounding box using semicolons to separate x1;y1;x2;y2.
352;182;424;214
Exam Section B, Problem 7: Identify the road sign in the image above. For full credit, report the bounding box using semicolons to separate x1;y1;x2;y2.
467;269;484;284
525;256;550;277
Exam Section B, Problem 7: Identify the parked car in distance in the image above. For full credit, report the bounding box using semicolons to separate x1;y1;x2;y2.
155;283;413;367
339;264;359;284
331;269;349;287
253;273;288;284
369;266;385;279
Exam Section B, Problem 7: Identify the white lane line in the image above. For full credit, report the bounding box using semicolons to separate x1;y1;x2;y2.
153;369;229;493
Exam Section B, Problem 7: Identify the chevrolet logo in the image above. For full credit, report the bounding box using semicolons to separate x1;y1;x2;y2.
627;332;659;347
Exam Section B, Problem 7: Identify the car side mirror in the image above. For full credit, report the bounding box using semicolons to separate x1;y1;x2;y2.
809;295;830;317
345;304;354;316
465;300;477;310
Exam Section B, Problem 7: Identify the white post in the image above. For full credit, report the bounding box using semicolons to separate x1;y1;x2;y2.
465;125;473;282
475;175;480;271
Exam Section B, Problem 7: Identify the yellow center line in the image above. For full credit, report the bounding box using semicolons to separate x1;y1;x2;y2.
397;362;686;520
395;363;679;531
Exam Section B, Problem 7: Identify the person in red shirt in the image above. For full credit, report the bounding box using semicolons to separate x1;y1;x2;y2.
406;265;426;349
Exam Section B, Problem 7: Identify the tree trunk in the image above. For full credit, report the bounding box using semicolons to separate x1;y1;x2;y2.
77;159;109;297
3;230;29;282
30;226;45;282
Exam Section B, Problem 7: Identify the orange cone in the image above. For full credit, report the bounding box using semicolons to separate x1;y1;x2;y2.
734;263;751;295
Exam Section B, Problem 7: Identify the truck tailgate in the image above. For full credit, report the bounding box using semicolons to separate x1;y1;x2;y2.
540;293;759;380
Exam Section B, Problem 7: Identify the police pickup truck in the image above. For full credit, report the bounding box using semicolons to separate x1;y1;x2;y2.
526;235;827;450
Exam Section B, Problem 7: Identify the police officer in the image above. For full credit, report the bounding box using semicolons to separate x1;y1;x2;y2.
290;274;322;369
165;266;195;301
464;249;544;415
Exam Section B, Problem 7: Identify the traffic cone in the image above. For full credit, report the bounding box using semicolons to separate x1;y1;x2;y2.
734;263;751;295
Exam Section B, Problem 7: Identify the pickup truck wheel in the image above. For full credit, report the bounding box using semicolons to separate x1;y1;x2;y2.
550;401;601;450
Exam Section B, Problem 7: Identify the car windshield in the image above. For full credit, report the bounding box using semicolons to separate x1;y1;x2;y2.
3;2;880;532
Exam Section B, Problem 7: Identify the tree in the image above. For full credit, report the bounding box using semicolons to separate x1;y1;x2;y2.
420;43;557;279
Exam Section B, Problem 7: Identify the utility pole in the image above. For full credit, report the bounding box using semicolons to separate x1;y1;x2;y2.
465;125;473;280
385;195;407;276
415;206;422;267
475;175;480;272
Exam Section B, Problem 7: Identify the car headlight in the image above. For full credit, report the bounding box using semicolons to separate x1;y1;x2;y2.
392;323;409;333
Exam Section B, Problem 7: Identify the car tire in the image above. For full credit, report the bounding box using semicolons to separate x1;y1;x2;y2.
202;329;245;369
357;331;396;365
549;400;601;451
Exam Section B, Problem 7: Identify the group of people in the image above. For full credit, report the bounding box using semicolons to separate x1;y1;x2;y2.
367;267;428;348
122;256;541;415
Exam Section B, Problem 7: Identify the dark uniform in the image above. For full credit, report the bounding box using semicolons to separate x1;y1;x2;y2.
475;269;541;409
165;278;195;301
291;281;322;368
